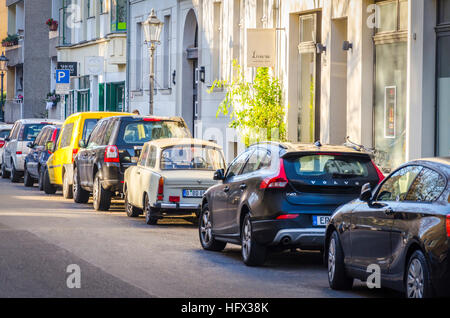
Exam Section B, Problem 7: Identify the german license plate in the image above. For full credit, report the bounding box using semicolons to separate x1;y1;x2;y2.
183;189;205;198
312;215;330;226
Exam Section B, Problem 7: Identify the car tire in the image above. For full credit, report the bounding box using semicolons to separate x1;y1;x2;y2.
93;172;111;211
1;163;9;179
327;231;354;290
10;162;20;183
405;250;433;298
241;213;266;266
23;166;34;187
43;166;57;195
38;167;44;191
73;167;89;204
62;171;73;199
125;186;141;217
199;203;226;251
144;195;158;225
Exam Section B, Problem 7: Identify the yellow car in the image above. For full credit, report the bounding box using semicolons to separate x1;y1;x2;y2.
43;112;130;197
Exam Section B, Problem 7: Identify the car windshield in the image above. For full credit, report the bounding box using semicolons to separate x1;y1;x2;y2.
20;124;48;141
82;119;99;140
0;129;10;138
117;120;191;145
160;145;225;171
284;154;377;180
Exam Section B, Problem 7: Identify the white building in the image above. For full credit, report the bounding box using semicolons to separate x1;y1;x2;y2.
129;0;448;170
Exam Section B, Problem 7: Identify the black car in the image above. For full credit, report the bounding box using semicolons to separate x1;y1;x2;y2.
325;158;450;298
73;115;191;211
23;125;61;190
199;142;385;266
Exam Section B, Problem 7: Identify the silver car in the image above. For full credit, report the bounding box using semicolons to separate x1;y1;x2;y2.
124;138;226;225
2;119;63;182
0;124;13;174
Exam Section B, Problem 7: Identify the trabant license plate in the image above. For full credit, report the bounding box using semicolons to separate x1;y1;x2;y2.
183;189;206;198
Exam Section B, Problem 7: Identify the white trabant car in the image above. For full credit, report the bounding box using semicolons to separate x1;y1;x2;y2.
124;138;226;225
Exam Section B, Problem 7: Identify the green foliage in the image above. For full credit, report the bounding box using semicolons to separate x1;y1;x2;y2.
209;61;287;146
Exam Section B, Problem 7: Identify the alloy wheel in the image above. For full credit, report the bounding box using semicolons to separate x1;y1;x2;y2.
242;218;252;260
328;238;336;282
93;176;99;206
407;258;424;298
200;210;212;245
73;169;78;195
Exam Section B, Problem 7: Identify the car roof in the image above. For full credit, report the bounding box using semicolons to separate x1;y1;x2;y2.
251;141;369;156
14;119;64;125
65;112;131;121
146;138;222;150
104;115;185;122
0;124;13;129
405;157;450;177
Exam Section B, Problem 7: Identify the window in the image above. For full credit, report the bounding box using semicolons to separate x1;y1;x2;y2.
88;121;107;147
82;119;99;141
146;145;157;168
376;165;422;201
20;124;48;142
117;121;190;145
87;0;95;17
162;14;171;88
405;168;447;202
100;0;108;14
135;22;143;90
59;123;74;149
241;149;271;174
0;129;11;139
439;0;450;24
138;144;149;166
9;123;20;140
375;0;408;33
160;146;225;171
225;150;252;179
212;1;222;81
111;0;127;32
102;120;116;145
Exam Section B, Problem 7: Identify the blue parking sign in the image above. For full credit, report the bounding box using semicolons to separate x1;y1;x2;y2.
56;69;70;84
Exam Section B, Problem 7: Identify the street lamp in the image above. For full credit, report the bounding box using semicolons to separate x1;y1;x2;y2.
0;52;9;122
142;9;163;115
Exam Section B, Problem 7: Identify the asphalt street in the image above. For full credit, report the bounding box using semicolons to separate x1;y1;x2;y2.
0;178;400;298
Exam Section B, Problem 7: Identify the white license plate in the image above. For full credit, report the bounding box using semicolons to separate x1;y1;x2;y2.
183;189;205;198
312;215;330;226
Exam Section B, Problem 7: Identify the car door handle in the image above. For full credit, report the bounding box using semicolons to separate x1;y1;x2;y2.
223;186;230;192
384;207;395;216
136;171;140;175
239;184;247;190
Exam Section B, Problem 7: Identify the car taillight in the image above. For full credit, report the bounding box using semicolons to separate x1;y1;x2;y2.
51;129;58;142
276;214;299;220
169;196;180;203
104;145;120;163
446;215;450;238
72;148;79;162
143;118;161;122
0;140;4;148
16;151;22;155
157;177;164;201
260;159;288;189
372;160;385;183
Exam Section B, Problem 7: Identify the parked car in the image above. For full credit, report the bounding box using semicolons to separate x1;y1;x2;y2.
124;138;225;224
23;124;61;189
44;112;128;196
73;116;192;211
1;119;62;182
0;124;13;176
199;142;385;266
325;157;450;298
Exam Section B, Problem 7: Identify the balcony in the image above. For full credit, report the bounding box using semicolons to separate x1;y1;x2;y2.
4;99;22;123
49;31;59;58
5;40;24;67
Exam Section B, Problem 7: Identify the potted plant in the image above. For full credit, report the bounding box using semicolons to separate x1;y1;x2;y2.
1;34;19;47
46;19;58;31
46;91;60;108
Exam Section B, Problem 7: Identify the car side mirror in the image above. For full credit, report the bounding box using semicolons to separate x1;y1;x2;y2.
213;169;225;181
78;139;87;148
4;137;10;142
45;141;54;153
26;141;34;149
360;183;372;202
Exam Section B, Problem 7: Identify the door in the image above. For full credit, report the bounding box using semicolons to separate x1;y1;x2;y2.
213;149;253;235
49;123;74;184
130;144;150;208
85;121;108;188
350;165;423;275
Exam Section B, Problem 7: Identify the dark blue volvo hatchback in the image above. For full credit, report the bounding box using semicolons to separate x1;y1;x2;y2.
199;142;385;266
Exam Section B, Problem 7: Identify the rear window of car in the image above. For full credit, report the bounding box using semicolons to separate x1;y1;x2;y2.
0;129;10;138
116;120;190;146
82;119;99;141
20;124;48;142
284;154;377;181
160;145;225;171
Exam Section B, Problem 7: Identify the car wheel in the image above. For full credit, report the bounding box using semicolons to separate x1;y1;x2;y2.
43;166;57;195
125;186;141;217
327;231;353;290
241;214;266;266
62;171;73;199
144;195;158;225
199;203;226;251
1;163;9;179
23;166;34;187
38;167;44;191
73;167;89;204
93;172;111;211
10;162;20;183
405;250;432;298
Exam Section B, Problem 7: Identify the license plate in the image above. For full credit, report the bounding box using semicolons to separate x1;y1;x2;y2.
183;189;206;198
312;215;330;226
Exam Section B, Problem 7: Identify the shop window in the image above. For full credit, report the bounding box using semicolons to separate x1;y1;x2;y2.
111;0;127;32
100;0;108;14
376;0;408;33
439;0;450;24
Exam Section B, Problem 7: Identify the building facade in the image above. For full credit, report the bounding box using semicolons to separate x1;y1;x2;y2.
128;0;449;169
55;0;127;117
4;0;52;122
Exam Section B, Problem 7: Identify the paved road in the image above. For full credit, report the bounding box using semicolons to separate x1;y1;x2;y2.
0;177;400;298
